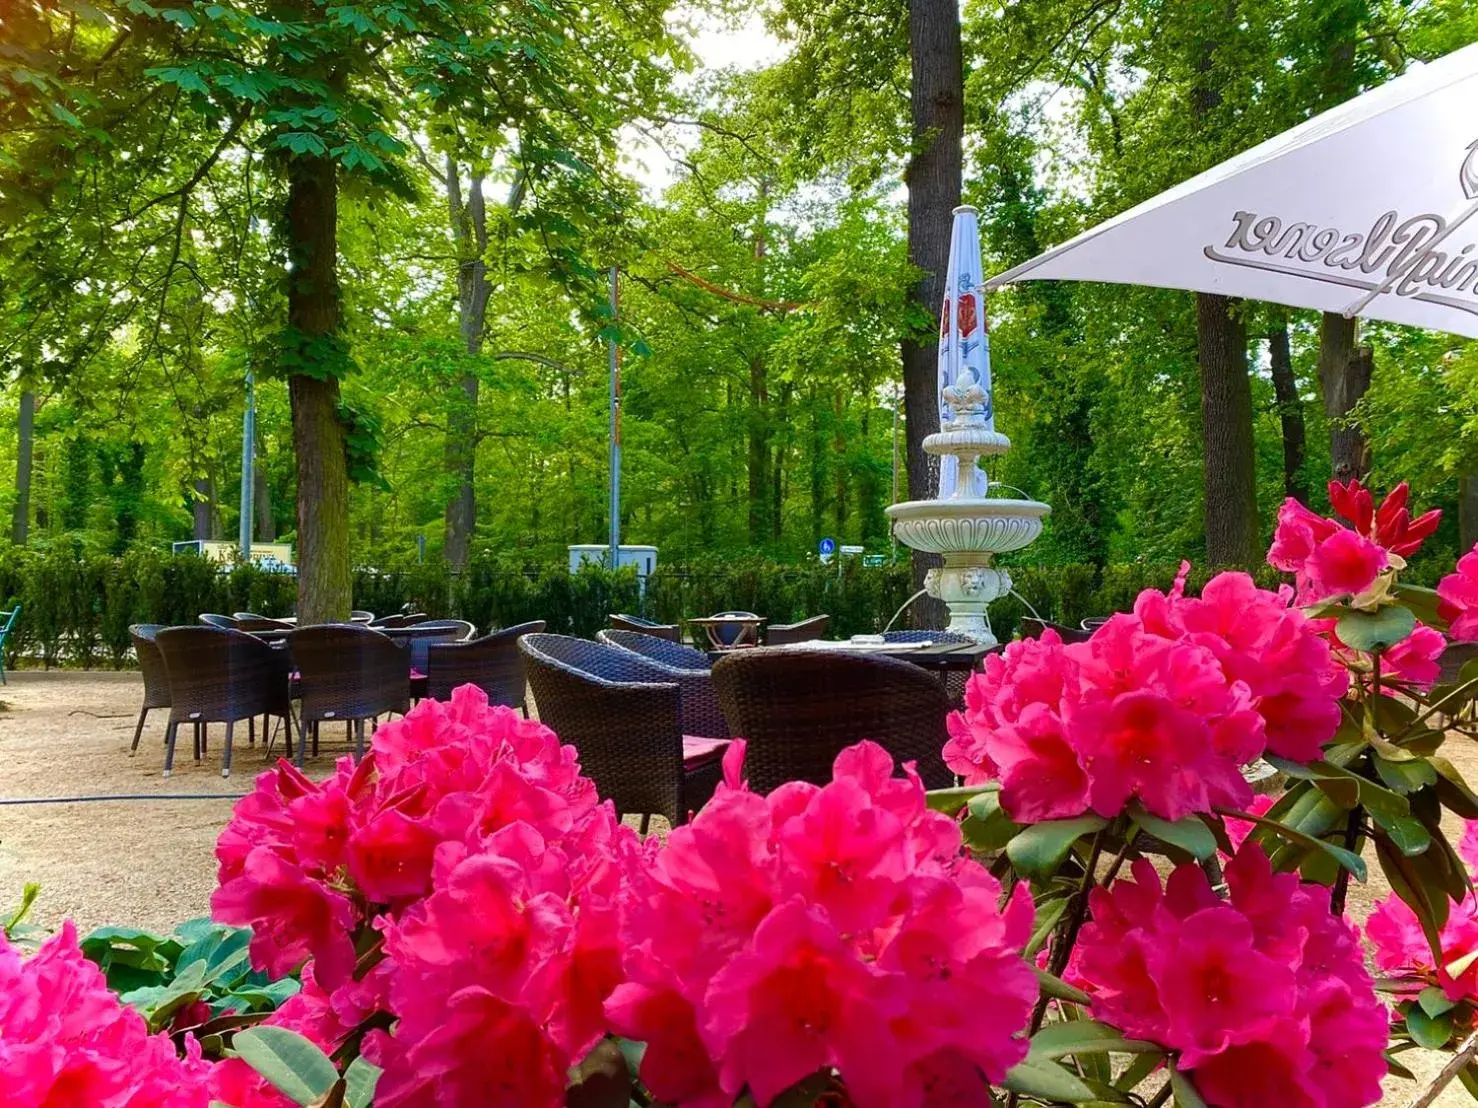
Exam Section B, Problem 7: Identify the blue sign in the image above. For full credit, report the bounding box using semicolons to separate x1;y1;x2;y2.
819;538;836;556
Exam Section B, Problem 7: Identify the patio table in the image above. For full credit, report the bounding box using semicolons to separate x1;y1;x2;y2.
706;638;997;673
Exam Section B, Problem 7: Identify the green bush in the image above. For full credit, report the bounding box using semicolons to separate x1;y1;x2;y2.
0;547;1328;669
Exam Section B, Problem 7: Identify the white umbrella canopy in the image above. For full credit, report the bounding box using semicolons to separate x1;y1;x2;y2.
986;41;1478;339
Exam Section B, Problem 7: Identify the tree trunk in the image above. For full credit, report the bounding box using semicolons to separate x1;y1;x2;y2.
1267;318;1308;502
254;426;275;541
1317;313;1372;481
11;387;33;544
192;476;213;541
1459;474;1478;555
903;0;962;615
747;355;772;545
444;158;490;572
286;152;351;622
1196;293;1258;564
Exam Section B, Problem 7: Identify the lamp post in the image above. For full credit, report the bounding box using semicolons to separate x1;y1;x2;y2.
607;265;621;571
238;370;255;561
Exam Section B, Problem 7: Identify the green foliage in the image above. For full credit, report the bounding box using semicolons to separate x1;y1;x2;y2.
82;917;300;1037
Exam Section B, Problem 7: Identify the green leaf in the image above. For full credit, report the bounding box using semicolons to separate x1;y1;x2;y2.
1405;1004;1454;1049
1431;757;1478;819
1007;815;1107;879
1129;804;1216;860
1001;1058;1098;1104
1169;1063;1210;1108
1336;605;1416;652
342;1056;379;1108
1394;583;1446;630
925;784;997;815
1375;838;1445;965
1417;985;1457;1019
232;1027;339;1106
1035;965;1092;1006
1368;808;1432;856
1374;755;1438;794
1025;896;1069;959
1114;1050;1165;1093
1028;1020;1161;1060
1218;806;1366;882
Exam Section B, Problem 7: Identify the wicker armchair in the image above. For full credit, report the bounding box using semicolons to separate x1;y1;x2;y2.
704;610;762;648
597;630;727;738
198;613;237;629
154;626;294;777
128;624;171;755
369;612;428;630
288;624;410;764
520;633;725;829
883;629;976;705
351;610;375;623
425;621;546;708
1020;618;1093;644
766;615;831;646
233;616;295;634
1080;616;1111;632
609;613;681;642
599;629;712;671
711;649;953;795
389;619;476;673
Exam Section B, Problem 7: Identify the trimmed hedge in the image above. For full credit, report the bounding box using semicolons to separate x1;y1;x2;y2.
0;546;1312;670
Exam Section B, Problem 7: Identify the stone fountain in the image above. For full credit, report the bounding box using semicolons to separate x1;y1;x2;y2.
885;205;1050;646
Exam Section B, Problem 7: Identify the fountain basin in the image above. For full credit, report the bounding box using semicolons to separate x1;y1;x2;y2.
885;497;1051;555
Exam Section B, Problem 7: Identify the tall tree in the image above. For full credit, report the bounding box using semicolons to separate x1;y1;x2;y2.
1267;316;1309;502
11;386;34;545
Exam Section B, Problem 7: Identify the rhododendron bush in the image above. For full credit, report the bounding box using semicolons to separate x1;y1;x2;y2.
6;475;1478;1107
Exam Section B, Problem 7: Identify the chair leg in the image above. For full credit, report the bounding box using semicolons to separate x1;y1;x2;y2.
130;707;149;755
312;720;319;756
354;718;365;760
296;714;308;768
248;716;255;748
163;721;179;778
192;722;202;761
639;812;652;835
222;719;234;778
284;710;295;760
346;720;352;743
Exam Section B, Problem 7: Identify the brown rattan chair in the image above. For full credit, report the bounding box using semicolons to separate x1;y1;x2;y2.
1019;618;1093;644
154;626;295;777
597;630;727;738
711;649;953;795
128;624;171;755
198;613;238;629
1080;616;1111;632
883;629;976;705
288;624;411;765
609;613;681;642
369;612;428;630
425;621;546;709
233;616;295;634
765;615;831;646
351;610;375;624
520;633;726;830
388;619;475;673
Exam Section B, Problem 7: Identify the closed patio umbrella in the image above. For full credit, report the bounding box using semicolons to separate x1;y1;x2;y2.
986;41;1478;339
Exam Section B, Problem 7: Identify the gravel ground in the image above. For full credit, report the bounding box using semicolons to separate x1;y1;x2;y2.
1;669;1476;1104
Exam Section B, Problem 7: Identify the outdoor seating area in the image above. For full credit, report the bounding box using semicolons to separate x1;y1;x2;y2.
125;613;542;775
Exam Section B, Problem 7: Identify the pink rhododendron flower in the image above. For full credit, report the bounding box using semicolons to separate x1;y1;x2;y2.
0;923;213;1108
1382;624;1446;689
610;741;1037;1107
1439;545;1478;642
1077;847;1386;1108
1223;794;1275;855
1269;479;1439;605
1368;888;1478;1003
949;572;1341;823
212;684;642;1108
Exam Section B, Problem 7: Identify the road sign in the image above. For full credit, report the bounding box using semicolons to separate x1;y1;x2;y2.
819;538;836;556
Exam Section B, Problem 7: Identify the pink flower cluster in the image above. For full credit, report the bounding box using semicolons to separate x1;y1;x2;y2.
0;922;213;1108
607;741;1037;1108
1366;822;1478;1006
1269;479;1439;605
944;571;1345;823
1439;544;1478;642
1078;847;1388;1108
211;685;640;1108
